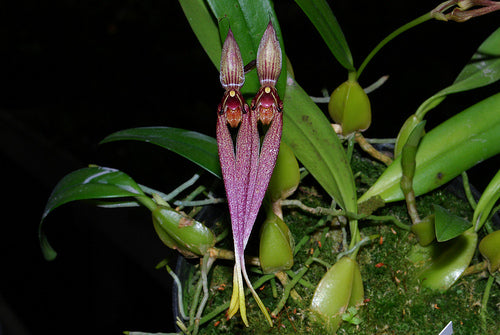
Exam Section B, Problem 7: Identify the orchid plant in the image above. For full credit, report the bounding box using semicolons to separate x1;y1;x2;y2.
216;22;282;325
39;0;500;334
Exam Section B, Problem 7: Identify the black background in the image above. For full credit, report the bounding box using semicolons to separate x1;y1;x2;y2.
0;1;499;334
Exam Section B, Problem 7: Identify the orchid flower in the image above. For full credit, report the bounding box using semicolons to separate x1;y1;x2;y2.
216;22;283;327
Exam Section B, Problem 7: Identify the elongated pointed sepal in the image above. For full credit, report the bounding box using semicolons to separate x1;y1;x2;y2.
256;21;282;87
219;29;246;128
227;261;248;326
241;259;273;327
220;29;245;90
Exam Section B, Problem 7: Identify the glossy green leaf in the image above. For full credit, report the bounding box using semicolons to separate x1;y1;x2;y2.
473;169;500;231
434;204;472;242
283;74;356;212
409;228;477;291
416;27;500;119
395;28;500;157
294;0;354;71
100;127;221;178
178;0;221;67
206;0;287;97
359;92;500;203
40;166;147;260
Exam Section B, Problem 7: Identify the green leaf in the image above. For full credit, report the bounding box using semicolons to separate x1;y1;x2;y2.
409;228;477;291
40;166;147;260
395;28;500;157
415;27;500;119
294;0;354;71
473;168;500;231
359;92;500;203
283;74;356;212
434;204;472;242
179;0;221;67
100;127;221;178
205;0;287;97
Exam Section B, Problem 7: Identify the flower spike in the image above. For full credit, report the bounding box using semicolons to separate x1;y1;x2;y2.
217;22;283;327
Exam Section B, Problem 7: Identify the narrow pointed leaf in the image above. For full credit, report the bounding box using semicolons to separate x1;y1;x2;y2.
100;127;221;178
294;0;354;71
360;92;500;203
472;169;500;231
395;28;500;157
283;74;356;212
178;0;221;66
415;27;500;118
40;166;146;260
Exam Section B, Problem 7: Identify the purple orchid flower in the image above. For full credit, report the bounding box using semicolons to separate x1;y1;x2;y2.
216;22;283;327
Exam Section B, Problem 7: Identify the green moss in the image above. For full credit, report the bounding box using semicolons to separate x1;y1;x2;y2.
180;150;500;334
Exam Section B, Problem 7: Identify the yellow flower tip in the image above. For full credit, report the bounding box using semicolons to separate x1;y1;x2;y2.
227;263;249;326
241;263;273;327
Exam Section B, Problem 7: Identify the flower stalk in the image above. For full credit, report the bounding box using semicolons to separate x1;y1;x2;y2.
216;22;283;327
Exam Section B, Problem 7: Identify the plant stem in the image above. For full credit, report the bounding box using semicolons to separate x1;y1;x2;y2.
193;255;215;335
188;274;275;331
189;267;204;329
311;257;332;269
271;228;328;317
339;234;379;261
281;199;411;230
462;261;488;276
177;185;206;211
285;270;315;289
135;195;157;212
166;174;200;201
174;198;226;207
165;264;189;321
275;271;302;301
355;133;393;166
461;171;477;210
270;276;278;298
480;274;495;331
357;13;432;79
208;247;261;266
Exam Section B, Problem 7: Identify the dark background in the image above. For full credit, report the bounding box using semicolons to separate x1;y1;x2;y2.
0;1;498;334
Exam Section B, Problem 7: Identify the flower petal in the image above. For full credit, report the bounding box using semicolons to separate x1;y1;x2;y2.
243;111;283;245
